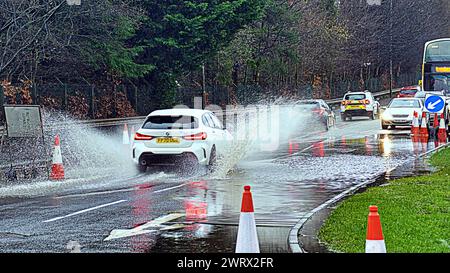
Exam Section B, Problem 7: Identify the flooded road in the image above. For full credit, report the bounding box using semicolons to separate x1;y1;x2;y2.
0;115;441;253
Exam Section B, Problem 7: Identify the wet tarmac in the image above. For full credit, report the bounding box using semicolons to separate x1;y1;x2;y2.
0;115;445;253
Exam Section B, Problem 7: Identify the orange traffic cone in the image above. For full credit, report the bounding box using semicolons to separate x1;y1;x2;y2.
122;124;130;145
411;111;419;136
433;113;439;129
50;135;65;180
438;113;447;143
235;185;259;253
419;112;428;138
365;205;386;253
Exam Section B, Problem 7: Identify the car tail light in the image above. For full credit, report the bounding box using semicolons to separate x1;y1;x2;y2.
341;101;348;105
134;132;153;140
183;132;207;141
313;108;325;115
362;99;370;104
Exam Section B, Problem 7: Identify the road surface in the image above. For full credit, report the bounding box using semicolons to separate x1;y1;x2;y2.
0;112;439;253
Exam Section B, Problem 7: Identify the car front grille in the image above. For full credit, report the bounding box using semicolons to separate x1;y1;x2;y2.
392;114;409;118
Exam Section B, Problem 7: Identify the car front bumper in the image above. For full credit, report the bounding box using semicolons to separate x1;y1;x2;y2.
381;119;412;126
341;109;371;116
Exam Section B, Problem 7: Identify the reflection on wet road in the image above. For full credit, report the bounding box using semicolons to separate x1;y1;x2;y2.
0;116;441;252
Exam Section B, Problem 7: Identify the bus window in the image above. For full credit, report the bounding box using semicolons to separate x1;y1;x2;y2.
425;41;450;62
429;75;450;93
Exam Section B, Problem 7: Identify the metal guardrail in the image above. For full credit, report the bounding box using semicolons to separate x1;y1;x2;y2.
0;88;401;135
0;116;146;135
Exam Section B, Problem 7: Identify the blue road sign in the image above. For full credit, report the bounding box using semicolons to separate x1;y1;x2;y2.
424;95;445;113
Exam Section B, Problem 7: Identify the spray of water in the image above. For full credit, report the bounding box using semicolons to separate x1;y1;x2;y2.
0;99;316;195
0;110;158;197
210;98;310;179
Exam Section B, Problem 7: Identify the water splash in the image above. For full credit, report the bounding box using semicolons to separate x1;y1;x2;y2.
210;99;311;179
0;110;149;197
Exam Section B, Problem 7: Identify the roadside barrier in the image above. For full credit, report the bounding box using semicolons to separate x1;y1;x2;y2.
235;185;260;253
122;124;130;145
50;135;65;180
365;205;386;253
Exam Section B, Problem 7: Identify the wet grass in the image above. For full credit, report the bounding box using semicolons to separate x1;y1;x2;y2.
318;147;450;253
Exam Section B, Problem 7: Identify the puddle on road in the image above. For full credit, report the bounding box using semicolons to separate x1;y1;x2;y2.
134;133;440;253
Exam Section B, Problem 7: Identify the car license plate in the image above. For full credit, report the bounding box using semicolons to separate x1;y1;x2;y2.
346;105;365;110
156;137;180;144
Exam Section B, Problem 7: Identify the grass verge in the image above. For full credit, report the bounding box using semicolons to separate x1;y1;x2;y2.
318;147;450;253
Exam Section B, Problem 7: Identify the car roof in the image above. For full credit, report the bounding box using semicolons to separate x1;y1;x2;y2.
415;91;444;97
345;90;371;94
148;108;212;118
392;97;421;100
400;85;420;90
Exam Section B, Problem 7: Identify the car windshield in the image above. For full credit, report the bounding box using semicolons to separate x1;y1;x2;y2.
344;94;366;100
400;89;417;94
142;115;199;129
389;99;421;108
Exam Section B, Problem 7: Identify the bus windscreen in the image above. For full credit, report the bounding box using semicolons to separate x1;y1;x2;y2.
425;41;450;62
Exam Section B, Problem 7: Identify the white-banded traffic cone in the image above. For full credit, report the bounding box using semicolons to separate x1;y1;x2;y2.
419;112;428;137
365;205;386;253
50;134;65;180
411;111;419;137
438;113;447;143
122;124;130;145
236;185;259;253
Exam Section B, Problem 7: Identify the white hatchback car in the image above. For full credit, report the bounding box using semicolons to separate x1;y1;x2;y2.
381;98;423;130
132;109;232;173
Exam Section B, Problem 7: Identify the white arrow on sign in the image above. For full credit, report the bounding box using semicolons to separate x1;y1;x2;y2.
427;99;443;110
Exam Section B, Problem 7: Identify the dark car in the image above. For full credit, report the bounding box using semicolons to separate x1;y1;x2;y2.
295;99;336;130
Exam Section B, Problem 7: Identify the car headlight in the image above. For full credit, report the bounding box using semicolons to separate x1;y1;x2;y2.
382;112;393;120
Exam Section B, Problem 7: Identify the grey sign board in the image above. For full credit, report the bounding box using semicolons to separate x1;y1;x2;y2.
4;105;43;138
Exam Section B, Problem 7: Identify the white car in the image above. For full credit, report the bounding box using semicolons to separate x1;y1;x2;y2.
132;109;232;173
381;98;423;130
340;90;380;121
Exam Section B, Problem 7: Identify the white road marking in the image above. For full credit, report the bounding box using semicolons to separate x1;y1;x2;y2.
153;183;186;194
104;213;185;241
44;183;187;224
134;213;185;231
55;188;135;199
43;200;127;223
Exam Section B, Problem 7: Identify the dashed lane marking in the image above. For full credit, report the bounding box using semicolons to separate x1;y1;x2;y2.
43;200;127;223
42;183;188;223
